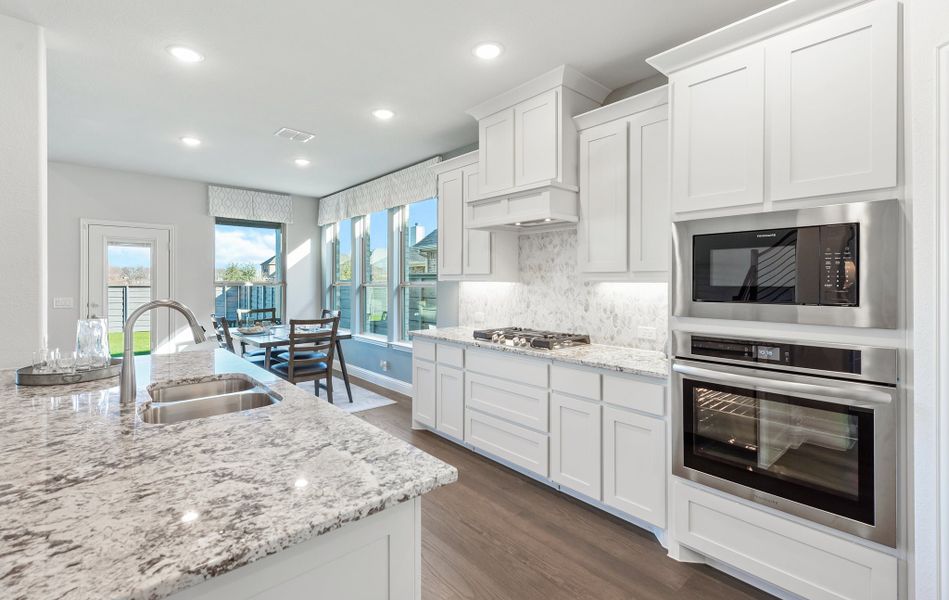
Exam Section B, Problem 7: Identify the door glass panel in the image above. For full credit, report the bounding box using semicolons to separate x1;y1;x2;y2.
107;242;153;356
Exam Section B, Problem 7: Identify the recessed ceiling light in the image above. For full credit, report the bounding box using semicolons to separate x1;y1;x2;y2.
371;108;395;121
166;45;205;63
294;158;311;167
473;42;503;60
179;136;201;147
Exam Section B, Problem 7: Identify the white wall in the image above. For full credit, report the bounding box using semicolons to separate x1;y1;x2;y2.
0;15;47;369
47;161;319;351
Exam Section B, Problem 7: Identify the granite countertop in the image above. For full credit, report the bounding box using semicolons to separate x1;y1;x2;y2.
0;349;457;600
411;327;669;380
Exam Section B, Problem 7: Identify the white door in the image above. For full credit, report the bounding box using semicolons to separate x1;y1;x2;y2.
671;45;765;213
437;169;464;277
462;165;492;275
84;222;171;355
603;405;666;527
767;0;897;201
550;392;602;499
628;106;670;273
435;365;464;439
578;118;629;273
514;89;559;187
478;108;515;196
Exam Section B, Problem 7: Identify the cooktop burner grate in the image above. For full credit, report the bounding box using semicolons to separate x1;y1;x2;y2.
472;327;591;350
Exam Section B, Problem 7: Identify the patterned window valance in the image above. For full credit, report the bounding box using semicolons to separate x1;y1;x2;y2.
208;185;294;224
317;157;440;225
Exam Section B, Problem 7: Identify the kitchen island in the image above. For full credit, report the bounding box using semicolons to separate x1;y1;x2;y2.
0;349;457;600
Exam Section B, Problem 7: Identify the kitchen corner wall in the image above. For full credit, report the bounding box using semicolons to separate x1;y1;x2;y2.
458;230;668;353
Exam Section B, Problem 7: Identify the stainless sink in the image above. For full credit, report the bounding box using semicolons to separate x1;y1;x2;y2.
141;375;281;425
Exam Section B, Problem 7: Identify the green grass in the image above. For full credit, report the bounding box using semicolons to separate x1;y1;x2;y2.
109;331;151;356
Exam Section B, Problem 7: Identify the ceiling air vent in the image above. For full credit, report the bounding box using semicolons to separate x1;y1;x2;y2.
273;127;315;143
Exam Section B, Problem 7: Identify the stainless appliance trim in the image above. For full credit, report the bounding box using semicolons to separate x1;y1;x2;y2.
672;354;898;547
672;199;900;328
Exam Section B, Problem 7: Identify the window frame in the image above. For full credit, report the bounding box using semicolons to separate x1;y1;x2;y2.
213;217;287;325
329;218;354;331
359;210;391;341
398;199;438;342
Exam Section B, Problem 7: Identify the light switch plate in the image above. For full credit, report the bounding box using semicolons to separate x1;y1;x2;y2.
637;326;657;340
53;297;74;309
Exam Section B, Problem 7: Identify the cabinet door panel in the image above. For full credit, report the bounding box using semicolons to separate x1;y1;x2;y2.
462;166;492;275
550;393;601;499
671;45;764;212
479;108;515;196
412;359;436;428
436;365;464;439
578;119;629;273
437;170;464;276
603;406;666;527
515;90;559;187
768;0;897;200
629;107;670;273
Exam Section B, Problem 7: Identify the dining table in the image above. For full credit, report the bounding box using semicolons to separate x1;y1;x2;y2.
230;325;354;403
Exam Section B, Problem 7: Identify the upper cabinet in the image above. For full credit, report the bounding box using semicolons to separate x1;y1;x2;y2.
574;87;671;280
432;152;519;282
465;65;610;231
648;0;899;217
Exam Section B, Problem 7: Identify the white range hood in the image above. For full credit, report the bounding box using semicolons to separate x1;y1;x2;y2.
463;65;610;233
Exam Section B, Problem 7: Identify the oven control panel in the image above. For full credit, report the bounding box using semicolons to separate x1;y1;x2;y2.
690;336;861;375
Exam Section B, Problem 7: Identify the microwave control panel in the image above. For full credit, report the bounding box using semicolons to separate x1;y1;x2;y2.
819;223;859;306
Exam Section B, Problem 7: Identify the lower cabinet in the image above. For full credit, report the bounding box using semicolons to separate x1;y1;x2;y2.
603;405;666;527
435;365;464;439
550;393;602;499
465;409;549;477
411;359;436;428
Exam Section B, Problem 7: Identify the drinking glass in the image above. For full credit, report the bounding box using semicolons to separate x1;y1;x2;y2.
32;348;49;373
47;348;61;373
57;351;78;374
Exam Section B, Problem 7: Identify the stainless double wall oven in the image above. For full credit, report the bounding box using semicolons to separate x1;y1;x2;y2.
671;200;901;547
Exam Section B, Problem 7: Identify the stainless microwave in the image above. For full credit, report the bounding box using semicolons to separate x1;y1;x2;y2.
672;200;900;328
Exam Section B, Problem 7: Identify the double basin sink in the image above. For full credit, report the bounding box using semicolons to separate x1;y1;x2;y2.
141;375;281;425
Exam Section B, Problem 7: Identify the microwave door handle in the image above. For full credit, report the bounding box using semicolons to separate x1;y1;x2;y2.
671;363;892;406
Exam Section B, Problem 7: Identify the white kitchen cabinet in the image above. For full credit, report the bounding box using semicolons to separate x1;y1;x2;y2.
435;365;464;440
550;392;601;499
670;46;765;214
514;89;559;188
767;0;897;201
478;108;515;196
465;409;549;477
412;358;436;428
575;87;670;279
602;405;666;527
432;153;518;282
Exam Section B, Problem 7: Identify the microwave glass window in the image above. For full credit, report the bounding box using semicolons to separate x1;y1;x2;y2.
683;379;874;523
709;245;798;291
693;228;799;304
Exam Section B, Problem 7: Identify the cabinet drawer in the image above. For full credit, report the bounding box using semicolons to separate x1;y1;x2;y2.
413;339;436;362
550;364;600;400
466;349;548;388
466;372;548;432
603;375;664;416
436;343;464;369
465;409;548;477
675;482;897;600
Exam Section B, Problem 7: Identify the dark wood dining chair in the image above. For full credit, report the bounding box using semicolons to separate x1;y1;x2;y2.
321;309;353;403
212;314;267;367
234;308;276;357
270;316;340;402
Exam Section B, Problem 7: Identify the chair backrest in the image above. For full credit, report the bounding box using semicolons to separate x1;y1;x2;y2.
236;307;278;326
212;314;235;353
286;316;340;378
321;309;341;320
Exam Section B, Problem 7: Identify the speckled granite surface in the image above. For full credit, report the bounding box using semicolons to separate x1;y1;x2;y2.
0;350;457;600
412;327;668;380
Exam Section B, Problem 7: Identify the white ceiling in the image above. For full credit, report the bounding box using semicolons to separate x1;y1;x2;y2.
0;0;782;198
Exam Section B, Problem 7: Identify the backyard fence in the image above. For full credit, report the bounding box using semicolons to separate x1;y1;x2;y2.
108;285;151;332
214;283;283;325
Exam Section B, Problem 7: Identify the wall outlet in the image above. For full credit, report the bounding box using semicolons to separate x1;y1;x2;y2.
379;360;390;372
52;297;74;309
637;326;657;341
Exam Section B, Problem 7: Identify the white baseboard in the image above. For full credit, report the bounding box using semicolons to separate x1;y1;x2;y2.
336;364;412;397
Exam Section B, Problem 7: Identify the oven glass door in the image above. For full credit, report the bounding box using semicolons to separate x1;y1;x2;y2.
682;377;875;525
692;227;800;304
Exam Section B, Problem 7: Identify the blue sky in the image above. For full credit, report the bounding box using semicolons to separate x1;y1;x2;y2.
214;224;278;268
108;244;151;268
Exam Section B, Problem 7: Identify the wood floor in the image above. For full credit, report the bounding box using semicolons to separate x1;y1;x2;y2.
349;377;775;600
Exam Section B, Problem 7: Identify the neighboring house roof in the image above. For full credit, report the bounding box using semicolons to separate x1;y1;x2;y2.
412;229;438;252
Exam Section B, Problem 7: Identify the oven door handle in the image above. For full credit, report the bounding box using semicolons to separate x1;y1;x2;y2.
671;363;893;405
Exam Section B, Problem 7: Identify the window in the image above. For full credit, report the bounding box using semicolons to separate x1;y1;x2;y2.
400;198;438;340
213;218;285;326
331;219;353;330
362;210;388;337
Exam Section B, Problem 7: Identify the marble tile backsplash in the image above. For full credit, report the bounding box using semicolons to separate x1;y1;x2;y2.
458;229;669;353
